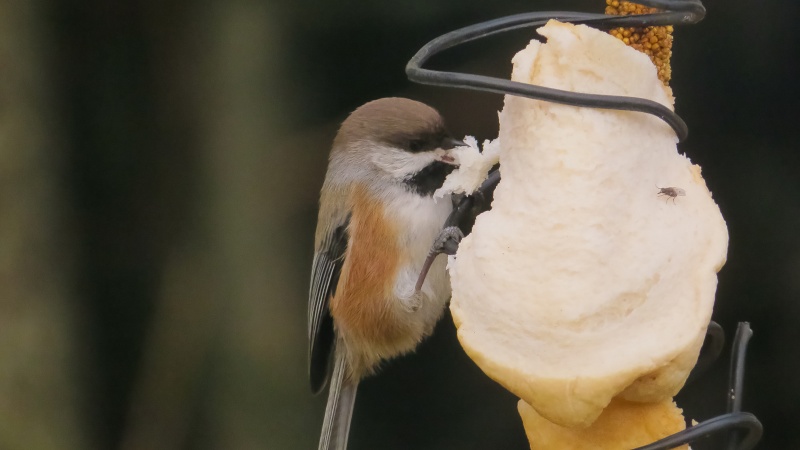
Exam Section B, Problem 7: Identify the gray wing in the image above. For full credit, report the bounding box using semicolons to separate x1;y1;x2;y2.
308;215;350;394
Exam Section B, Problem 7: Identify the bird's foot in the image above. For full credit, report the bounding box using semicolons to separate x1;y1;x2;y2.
414;226;464;294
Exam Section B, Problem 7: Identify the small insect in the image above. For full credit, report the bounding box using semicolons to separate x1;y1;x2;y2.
656;185;686;204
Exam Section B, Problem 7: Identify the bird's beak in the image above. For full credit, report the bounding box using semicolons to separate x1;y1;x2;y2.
441;137;467;150
438;137;467;165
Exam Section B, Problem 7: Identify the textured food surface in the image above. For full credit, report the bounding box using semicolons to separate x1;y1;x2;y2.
519;397;689;449
448;20;728;428
605;0;674;84
434;136;500;199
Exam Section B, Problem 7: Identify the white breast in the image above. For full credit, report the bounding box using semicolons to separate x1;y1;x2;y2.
385;186;453;335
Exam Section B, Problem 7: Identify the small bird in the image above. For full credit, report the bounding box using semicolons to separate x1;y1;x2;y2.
309;98;464;450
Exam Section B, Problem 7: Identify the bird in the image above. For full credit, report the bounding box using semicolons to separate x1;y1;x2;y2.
309;97;464;450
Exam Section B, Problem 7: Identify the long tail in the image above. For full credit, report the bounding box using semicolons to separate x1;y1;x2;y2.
318;349;359;450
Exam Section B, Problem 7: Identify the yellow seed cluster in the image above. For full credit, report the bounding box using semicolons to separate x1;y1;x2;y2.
605;0;674;84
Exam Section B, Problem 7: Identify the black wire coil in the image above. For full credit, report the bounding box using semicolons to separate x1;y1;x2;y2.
632;322;762;450
406;0;704;141
406;1;763;448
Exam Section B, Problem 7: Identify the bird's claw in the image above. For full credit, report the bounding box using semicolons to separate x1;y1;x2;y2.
433;226;464;256
414;226;465;294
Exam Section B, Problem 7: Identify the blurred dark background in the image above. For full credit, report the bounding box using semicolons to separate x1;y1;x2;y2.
1;0;798;449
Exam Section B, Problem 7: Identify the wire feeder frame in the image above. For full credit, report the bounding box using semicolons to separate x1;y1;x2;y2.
406;1;763;448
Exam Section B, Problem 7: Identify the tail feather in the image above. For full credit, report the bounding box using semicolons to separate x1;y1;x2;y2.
319;350;358;450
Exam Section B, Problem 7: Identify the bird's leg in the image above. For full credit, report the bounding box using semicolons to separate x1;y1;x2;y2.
413;167;499;294
414;226;464;293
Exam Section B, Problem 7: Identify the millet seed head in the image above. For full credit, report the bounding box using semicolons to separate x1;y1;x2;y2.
605;0;673;84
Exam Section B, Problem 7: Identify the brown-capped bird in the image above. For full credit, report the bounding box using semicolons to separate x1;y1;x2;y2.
309;98;464;450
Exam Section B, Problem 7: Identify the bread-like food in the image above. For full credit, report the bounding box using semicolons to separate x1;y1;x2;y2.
434;136;500;199
518;397;688;450
448;20;728;428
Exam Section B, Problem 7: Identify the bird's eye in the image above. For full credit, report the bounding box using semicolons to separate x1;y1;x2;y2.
409;139;425;152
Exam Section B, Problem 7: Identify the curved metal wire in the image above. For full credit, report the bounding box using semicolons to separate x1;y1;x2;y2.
687;321;726;384
634;412;762;450
634;322;761;450
727;323;756;450
406;0;705;141
433;188;763;450
408;4;762;447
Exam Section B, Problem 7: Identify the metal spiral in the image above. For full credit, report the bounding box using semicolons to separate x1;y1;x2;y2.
407;2;763;448
406;0;705;141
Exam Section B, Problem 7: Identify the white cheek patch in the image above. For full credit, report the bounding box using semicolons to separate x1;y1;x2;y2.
370;144;439;180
